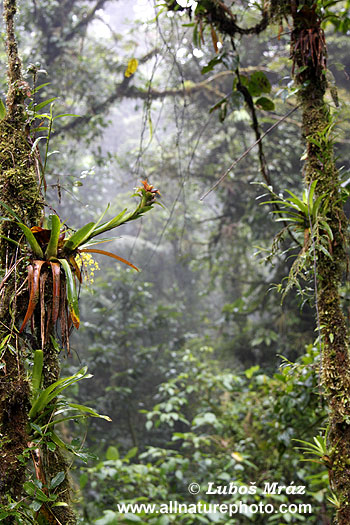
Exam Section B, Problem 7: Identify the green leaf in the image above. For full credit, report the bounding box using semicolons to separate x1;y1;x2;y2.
95;510;120;524
320;220;333;241
124;447;138;461
0;235;20;247
0;334;11;350
63;222;96;253
0;99;6;120
248;71;271;95
50;471;65;490
23;481;51;502
79;236;118;249
34;97;58;112
17;223;44;258
45;214;61;259
29;366;89;419
255;96;275;111
307;180;318;210
245;365;260;379
53;113;80;120
30;422;43;435
0;200;21;221
319;244;333;259
59;258;80;328
68;402;112;421
106;445;120;460
30;135;47;155
32;350;43;394
201;55;222;75
88;208;128;238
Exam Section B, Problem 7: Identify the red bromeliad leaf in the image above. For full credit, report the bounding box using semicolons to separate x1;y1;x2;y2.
80;248;140;272
40;272;48;349
19;261;45;333
30;226;51;245
50;262;61;324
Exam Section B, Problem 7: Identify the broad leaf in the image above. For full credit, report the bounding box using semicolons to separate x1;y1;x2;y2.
17;223;44;258
19;261;45;332
45;214;61;259
32;350;43;394
50;261;61;324
29;366;89;419
59;258;80;328
63;222;95;253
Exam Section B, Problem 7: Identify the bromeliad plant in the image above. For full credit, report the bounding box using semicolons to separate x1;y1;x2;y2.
13;180;160;350
257;181;333;296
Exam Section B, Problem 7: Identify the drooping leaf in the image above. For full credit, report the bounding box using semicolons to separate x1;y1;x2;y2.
30;135;47;155
40;270;48;349
80;248;139;271
59;259;80;329
19;261;45;332
45;214;61;259
17;222;44;258
68;402;112;421
50;262;61;324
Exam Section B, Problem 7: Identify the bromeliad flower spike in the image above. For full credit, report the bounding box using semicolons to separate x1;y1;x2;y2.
15;180;160;351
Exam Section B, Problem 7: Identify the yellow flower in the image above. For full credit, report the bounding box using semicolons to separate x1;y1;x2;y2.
75;252;100;284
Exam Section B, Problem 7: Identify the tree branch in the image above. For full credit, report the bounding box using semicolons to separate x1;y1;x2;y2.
64;0;110;41
4;0;26;120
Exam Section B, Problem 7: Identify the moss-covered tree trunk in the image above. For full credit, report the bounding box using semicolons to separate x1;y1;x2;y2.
291;2;350;523
0;1;76;523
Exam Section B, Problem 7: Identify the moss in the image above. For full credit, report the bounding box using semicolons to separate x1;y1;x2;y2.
0;342;30;500
0;121;43;221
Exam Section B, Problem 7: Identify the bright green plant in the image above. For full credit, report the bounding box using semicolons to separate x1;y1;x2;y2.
28;349;110;458
4;180;160;350
257;180;334;296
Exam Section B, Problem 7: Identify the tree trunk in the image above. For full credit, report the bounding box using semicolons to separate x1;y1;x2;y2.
290;2;350;523
0;1;77;523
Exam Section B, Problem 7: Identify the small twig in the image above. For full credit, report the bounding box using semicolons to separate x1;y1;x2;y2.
200;104;301;201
